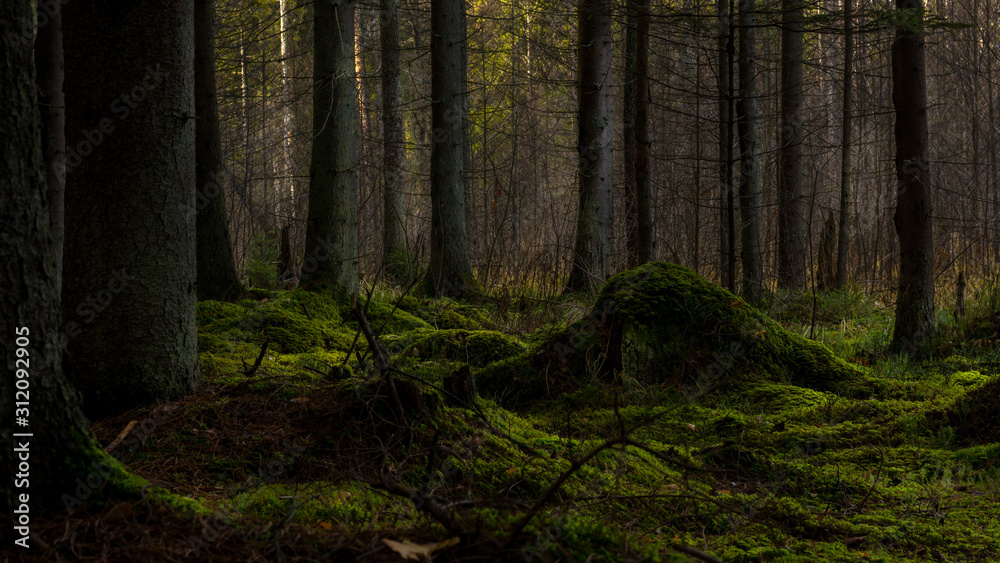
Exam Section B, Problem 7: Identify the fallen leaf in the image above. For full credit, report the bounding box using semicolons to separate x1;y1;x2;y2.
317;521;336;531
103;501;133;523
382;537;459;561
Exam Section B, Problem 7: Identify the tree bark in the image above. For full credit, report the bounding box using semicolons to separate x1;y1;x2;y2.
566;0;613;293
35;0;65;289
836;0;854;288
305;0;360;296
381;0;410;281
195;0;243;301
718;0;736;292
890;0;935;353
2;0;115;516
62;0;203;417
624;0;653;269
778;0;807;291
737;0;762;305
428;0;477;297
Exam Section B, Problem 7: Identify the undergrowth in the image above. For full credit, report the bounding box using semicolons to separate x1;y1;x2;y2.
18;264;1000;562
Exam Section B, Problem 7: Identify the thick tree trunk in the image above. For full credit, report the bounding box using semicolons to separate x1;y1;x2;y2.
35;0;65;288
836;0;854;288
428;0;476;298
1;0;114;515
62;0;202;417
737;0;762;305
890;0;935;353
195;0;243;301
305;0;360;296
778;0;807;291
381;0;410;281
566;0;613;293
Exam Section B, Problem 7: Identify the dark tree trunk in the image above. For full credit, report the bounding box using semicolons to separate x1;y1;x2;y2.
305;0;359;296
778;0;807;291
35;0;65;288
195;0;243;301
737;0;762;305
624;0;653;269
836;0;854;288
566;0;613;293
718;0;736;293
2;0;120;515
381;0;410;281
890;0;935;353
428;0;476;298
62;0;203;417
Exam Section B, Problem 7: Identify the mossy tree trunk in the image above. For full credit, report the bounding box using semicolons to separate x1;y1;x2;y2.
196;0;243;301
566;0;614;294
305;0;360;296
381;0;411;282
427;0;477;298
63;0;203;417
890;0;935;353
778;0;807;291
1;0;115;514
737;0;763;305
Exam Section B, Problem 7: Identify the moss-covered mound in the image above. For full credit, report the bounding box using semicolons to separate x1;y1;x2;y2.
477;262;862;408
947;375;1000;444
386;328;526;368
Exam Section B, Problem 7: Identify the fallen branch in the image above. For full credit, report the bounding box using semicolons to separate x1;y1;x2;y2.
105;420;137;453
241;338;269;377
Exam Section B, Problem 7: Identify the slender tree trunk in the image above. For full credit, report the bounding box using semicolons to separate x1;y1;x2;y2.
381;0;410;280
737;0;762;304
305;0;360;296
566;0;613;293
35;0;65;288
836;0;854;288
635;0;653;265
1;0;121;516
778;0;807;290
62;0;202;417
624;0;652;268
890;0;935;353
717;0;732;288
428;0;477;297
196;0;243;301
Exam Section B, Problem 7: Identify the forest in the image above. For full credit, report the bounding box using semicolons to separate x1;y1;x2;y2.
4;0;1000;560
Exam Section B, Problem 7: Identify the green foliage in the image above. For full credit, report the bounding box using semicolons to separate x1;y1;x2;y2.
244;232;279;289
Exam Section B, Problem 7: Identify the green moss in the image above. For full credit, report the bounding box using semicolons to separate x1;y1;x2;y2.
396;295;491;330
388;328;526;368
590;262;863;392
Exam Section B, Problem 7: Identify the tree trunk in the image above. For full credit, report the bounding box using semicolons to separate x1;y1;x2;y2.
718;0;736;292
35;0;65;289
566;0;613;293
305;0;360;296
836;0;854;288
428;0;476;297
196;0;243;301
381;0;410;281
737;0;762;305
778;0;807;291
62;0;203;417
635;0;653;265
890;0;935;354
1;0;118;516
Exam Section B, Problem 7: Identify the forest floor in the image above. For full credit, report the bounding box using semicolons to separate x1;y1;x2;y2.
8;263;1000;562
